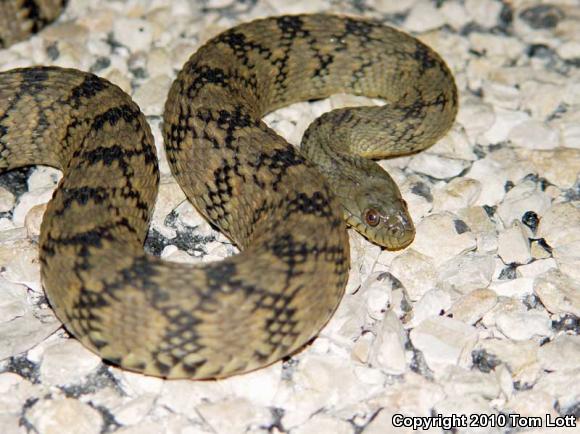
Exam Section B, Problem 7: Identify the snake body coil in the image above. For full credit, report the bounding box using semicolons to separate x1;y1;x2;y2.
0;8;457;378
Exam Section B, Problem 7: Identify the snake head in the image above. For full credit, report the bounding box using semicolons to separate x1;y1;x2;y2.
344;173;415;250
360;198;415;249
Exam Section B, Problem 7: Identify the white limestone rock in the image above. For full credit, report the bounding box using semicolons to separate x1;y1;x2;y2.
534;268;580;317
406;288;453;328
24;203;46;239
409;316;478;372
440;365;501;399
484;108;529;144
490;277;534;298
464;0;504;28
432;177;482;213
538;203;580;280
0;234;44;291
497;221;532;265
506;390;558;418
369;309;407;375
412;212;477;267
113;17;153;52
133;74;173;116
38;340;101;386
371;372;446;417
534;368;580;410
495;309;552;341
293;414;352;434
475;339;540;384
0;186;15;213
12;188;55;227
496;180;551;227
0;276;28;322
404;2;446;32
113;394;157;426
0;298;60;361
447;288;498;325
157;379;225;415
28;398;103;434
516;148;580;189
508;120;560;150
456;99;495;143
437;252;495;294
363;409;413;434
0;373;38;415
516;258;557;278
196;398;270;434
389;249;437;301
538;334;580;372
407;153;470;180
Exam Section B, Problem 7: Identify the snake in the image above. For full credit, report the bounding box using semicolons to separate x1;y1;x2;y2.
0;2;458;379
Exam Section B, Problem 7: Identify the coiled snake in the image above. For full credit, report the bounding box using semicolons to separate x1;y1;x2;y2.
0;3;457;378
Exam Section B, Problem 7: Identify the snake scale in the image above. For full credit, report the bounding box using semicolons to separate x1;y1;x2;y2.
0;1;457;379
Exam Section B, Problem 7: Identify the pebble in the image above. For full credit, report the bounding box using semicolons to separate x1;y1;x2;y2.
484;108;529;144
404;2;446;32
0;276;29;322
441;365;501;400
447;288;498;325
534;368;580;410
538;334;580;372
516;257;557;278
407;153;470;180
412;212;477;267
112;17;153;52
372;372;446;416
132;74;173;115
495;310;552;341
0;237;43;291
508;120;560;150
437;253;495;294
196;398;270;434
475;339;540;384
0;372;37;414
538;202;580;250
490;277;534;298
409;316;478;372
456;99;495;143
0;186;15;212
516;148;580;189
432;177;482;213
24;203;46;238
534;269;580;317
406;288;453;328
389;249;437;301
0;298;60;361
112;394;156;426
369;310;407;375
497;221;532;265
467;150;513;207
12;188;56;227
363;409;413;434
292;414;352;434
507;390;557;418
496;180;552;227
39;340;101;386
464;0;503;28
27;398;103;434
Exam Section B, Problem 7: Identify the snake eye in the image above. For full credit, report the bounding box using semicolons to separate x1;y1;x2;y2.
364;208;380;227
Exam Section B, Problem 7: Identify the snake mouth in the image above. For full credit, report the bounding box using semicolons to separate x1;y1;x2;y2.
381;209;415;249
